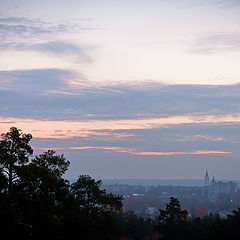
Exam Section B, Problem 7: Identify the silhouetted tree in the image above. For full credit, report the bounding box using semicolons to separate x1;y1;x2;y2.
15;151;70;239
0;127;32;210
71;175;122;217
32;150;70;179
116;211;154;240
0;167;7;191
156;197;188;240
70;175;123;240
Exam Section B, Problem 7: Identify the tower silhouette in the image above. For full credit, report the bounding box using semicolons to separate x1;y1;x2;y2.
204;170;210;186
211;176;216;184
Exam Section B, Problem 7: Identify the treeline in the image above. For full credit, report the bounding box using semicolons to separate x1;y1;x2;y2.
154;197;240;240
0;127;123;239
1;127;240;240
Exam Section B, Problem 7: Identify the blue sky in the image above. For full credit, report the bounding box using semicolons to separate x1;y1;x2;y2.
1;0;240;179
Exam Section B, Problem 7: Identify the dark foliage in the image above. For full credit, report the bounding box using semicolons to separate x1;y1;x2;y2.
115;211;154;240
155;197;240;240
155;197;188;240
0;127;123;240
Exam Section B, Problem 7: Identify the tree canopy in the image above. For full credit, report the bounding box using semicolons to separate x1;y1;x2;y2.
156;197;188;240
71;175;123;216
0;127;123;240
0;126;33;210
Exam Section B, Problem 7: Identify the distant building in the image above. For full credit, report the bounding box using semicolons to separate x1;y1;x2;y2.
204;170;210;186
211;176;216;184
208;181;237;200
204;170;237;200
204;171;237;200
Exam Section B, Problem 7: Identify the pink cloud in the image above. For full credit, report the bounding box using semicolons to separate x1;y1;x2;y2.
177;134;224;142
1;113;240;140
0;80;10;83
32;146;231;156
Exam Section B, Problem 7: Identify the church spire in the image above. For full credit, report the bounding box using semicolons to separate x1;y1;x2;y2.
204;170;210;186
211;176;216;184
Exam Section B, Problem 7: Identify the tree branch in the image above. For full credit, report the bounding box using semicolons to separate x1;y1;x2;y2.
3;169;10;176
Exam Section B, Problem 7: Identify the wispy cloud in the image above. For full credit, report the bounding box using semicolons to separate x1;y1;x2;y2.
0;40;93;62
172;0;240;9
192;32;240;54
33;145;231;156
177;134;224;142
0;68;74;92
214;0;240;7
50;130;134;141
1;113;240;139
0;16;95;63
0;16;93;41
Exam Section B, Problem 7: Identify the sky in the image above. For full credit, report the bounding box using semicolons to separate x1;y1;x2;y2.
1;0;240;180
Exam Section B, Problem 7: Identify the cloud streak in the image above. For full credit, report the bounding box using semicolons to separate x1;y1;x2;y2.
1;69;240;120
1;113;240;139
0;41;93;62
0;68;73;92
32;145;231;156
0;16;93;41
0;16;95;65
177;134;224;142
192;32;240;54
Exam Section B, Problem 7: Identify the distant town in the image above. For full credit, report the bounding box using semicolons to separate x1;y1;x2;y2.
103;171;240;219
